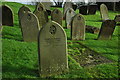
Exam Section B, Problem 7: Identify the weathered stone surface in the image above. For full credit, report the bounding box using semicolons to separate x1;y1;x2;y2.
98;20;116;40
100;4;109;21
51;9;62;25
71;14;85;40
34;3;48;28
42;1;53;10
38;21;68;77
63;2;73;19
79;5;88;15
114;14;120;22
21;12;40;42
2;5;14;26
88;4;97;15
18;5;31;27
65;8;76;29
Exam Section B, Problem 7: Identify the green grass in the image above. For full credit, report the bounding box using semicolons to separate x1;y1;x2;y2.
2;2;119;78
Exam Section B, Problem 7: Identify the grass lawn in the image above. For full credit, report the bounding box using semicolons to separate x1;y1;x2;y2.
1;2;120;79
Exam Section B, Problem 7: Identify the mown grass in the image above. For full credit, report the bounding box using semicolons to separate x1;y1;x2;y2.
1;2;119;78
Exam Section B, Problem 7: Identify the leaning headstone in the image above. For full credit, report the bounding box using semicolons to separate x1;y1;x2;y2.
34;3;48;28
114;15;120;22
65;8;76;29
38;21;68;77
2;5;14;26
100;4;109;21
88;4;97;15
98;20;116;40
63;2;73;19
18;5;31;27
51;9;62;26
79;5;88;15
21;12;40;42
71;14;85;40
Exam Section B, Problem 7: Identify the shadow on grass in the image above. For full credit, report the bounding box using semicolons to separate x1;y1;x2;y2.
2;64;39;78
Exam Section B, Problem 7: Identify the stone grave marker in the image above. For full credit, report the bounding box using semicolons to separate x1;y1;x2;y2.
88;4;97;15
71;14;85;40
38;21;68;77
79;5;88;15
18;5;31;27
2;5;14;26
34;3;48;29
63;2;73;19
100;4;109;21
98;20;116;40
65;8;76;29
51;9;62;26
21;12;40;42
114;15;120;22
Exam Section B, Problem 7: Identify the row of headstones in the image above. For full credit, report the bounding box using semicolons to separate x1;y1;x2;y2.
18;3;68;77
0;3;118;77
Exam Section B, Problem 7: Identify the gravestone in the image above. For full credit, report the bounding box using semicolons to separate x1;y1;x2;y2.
79;5;88;15
71;14;85;40
88;4;97;15
38;21;68;77
63;2;73;19
98;20;116;40
34;3;48;28
21;12;40;42
2;5;14;26
100;4;109;21
18;5;31;27
42;1;52;10
65;8;76;29
114;15;120;22
51;9;62;26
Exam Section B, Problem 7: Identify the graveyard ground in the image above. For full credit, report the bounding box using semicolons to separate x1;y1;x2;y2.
2;2;120;78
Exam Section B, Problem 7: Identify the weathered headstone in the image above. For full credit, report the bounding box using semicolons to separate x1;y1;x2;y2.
38;21;68;77
65;8;76;29
63;2;73;19
34;3;48;28
79;5;88;15
100;4;109;21
114;15;120;22
21;12;40;42
51;9;62;26
98;20;116;40
71;14;85;40
42;1;53;10
18;5;31;27
2;5;14;26
88;4;97;15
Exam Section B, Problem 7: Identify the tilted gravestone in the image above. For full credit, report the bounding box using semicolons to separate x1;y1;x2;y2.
2;5;14;26
42;1;52;10
38;21;68;77
71;14;85;40
51;9;62;26
88;4;97;15
79;5;88;15
114;15;120;22
21;12;40;42
100;4;109;21
34;3;48;29
65;8;76;29
63;2;73;19
98;20;116;40
18;5;31;27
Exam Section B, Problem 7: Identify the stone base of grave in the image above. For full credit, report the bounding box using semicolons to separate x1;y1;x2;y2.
86;25;100;34
68;42;113;67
